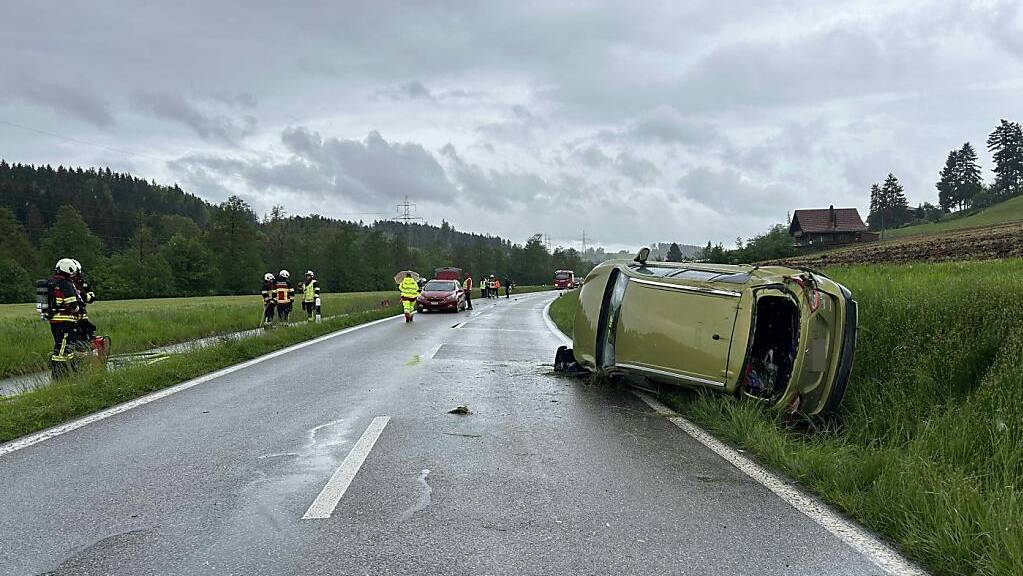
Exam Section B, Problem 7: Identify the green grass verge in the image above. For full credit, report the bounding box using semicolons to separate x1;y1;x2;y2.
884;194;1023;239
548;290;578;338
553;260;1023;576
0;305;401;444
0;291;395;379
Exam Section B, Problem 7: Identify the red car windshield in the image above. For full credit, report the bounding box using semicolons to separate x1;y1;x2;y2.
423;281;458;291
555;272;572;280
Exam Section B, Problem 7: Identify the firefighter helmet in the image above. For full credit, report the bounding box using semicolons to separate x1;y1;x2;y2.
305;270;315;278
279;269;290;279
264;272;274;282
54;258;77;275
69;259;83;274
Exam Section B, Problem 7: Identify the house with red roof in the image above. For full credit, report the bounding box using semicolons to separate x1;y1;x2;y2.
789;205;879;247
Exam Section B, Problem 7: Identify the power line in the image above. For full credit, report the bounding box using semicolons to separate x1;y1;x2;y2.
0;119;166;162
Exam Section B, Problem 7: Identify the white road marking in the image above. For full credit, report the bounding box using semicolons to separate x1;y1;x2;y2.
630;391;927;576
302;416;390;520
542;297;571;344
428;343;444;359
0;314;402;458
538;296;924;575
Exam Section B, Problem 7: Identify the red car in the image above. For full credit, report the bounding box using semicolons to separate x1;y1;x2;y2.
416;279;467;312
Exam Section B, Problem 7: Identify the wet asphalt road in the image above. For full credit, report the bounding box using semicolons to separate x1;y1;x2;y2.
0;291;885;575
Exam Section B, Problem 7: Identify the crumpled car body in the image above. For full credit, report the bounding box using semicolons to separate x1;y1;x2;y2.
566;260;858;416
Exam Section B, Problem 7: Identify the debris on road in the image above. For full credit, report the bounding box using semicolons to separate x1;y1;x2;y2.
448;404;471;415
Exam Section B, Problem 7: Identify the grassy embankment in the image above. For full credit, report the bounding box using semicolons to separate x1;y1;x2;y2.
0;291;394;379
547;261;1023;576
882;194;1023;240
548;290;578;338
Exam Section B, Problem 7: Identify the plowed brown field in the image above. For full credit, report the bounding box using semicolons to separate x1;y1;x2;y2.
768;222;1023;267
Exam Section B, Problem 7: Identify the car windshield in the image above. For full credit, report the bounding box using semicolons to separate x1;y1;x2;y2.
628;264;678;277
668;269;722;281
424;281;457;291
555;272;572;279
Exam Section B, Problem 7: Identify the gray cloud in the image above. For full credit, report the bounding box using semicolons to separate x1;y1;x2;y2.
134;91;256;144
625;105;722;147
7;80;115;128
374;80;435;101
615;152;661;185
3;0;1023;247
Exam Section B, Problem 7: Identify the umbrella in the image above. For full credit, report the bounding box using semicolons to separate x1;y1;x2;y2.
394;270;421;284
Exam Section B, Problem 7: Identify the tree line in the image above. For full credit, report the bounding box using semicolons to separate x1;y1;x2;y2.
866;118;1023;231
0;162;592;303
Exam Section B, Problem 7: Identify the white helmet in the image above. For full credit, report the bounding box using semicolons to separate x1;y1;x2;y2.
54;258;77;275
305;270;315;277
70;259;83;274
264;272;274;282
279;269;290;279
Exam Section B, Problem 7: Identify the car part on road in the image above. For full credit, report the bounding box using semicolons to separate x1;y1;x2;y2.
448;404;471;415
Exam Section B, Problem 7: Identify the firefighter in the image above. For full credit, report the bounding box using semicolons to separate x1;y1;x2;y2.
399;272;420;323
45;258;87;378
68;259;98;340
504;276;512;298
261;273;276;324
488;275;498;298
462;272;473;311
274;270;295;322
302;270;321;322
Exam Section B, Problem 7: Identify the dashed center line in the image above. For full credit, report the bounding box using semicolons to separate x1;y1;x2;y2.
302;416;391;520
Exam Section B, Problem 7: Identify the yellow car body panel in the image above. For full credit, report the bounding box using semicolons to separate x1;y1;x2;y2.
571;260;858;416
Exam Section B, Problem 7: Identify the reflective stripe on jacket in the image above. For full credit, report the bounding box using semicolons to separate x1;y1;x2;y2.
303;280;320;303
399;277;420;299
274;281;294;303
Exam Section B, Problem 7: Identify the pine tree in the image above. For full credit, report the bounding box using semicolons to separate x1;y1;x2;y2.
867;183;883;230
882;173;910;227
957;142;983;209
936;150;958;212
986;119;1023;198
666;242;684;262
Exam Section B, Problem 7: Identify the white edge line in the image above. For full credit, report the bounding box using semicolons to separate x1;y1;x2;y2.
302;416;390;520
0;314;403;458
428;343;444;359
630;390;927;576
541;296;571;345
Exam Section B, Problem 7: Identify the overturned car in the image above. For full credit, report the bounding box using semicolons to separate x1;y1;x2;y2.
556;248;858;416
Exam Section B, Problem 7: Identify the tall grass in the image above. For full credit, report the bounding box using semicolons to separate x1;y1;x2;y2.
550;261;1023;575
548;290;578;338
0;292;393;378
671;260;1023;576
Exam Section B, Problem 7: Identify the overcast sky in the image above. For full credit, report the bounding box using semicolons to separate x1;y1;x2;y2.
2;1;1022;250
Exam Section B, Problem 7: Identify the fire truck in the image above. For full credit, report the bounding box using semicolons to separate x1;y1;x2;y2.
553;270;575;289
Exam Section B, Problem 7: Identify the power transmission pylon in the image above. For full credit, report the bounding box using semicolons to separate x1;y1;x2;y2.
393;195;423;268
579;230;589;255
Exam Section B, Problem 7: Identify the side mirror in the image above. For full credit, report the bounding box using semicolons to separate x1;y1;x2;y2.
635;247;650;265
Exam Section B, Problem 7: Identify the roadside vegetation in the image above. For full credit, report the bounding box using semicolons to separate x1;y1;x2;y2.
882;193;1023;239
0;291;395;379
548;290;578;338
0;305;401;444
549;260;1023;576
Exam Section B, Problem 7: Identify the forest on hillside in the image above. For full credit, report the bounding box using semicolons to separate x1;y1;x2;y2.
0;162;592;303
